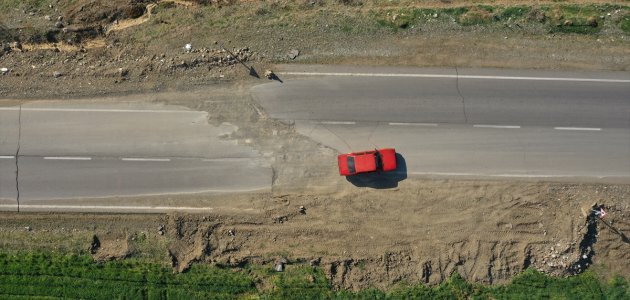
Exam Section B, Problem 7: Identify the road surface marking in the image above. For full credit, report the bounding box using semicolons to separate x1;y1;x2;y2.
121;158;171;162
320;121;356;125
554;127;602;131
0;156;15;159
389;122;438;126
0;107;204;113
407;171;608;178
43;156;92;160
202;158;252;162
474;124;521;129
0;204;216;212
278;72;630;83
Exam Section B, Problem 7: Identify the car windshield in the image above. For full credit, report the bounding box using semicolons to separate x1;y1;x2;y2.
347;156;356;174
374;151;382;170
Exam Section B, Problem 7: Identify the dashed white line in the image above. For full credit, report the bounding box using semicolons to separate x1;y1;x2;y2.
388;122;438;127
0;155;15;159
121;158;171;162
43;156;92;161
202;158;251;162
278;72;630;83
320;121;356;125
473;124;521;129
554;127;601;131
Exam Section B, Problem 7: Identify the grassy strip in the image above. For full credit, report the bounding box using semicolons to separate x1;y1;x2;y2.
1;252;629;299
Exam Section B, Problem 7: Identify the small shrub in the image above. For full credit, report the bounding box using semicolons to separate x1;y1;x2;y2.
527;7;547;23
501;6;531;20
621;16;630;33
459;7;494;26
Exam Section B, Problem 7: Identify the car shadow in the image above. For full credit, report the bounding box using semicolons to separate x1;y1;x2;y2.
346;153;407;189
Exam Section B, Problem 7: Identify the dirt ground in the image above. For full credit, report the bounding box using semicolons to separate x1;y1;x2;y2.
1;0;629;290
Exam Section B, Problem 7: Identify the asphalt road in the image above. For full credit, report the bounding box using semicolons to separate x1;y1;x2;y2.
253;66;630;182
0;102;271;210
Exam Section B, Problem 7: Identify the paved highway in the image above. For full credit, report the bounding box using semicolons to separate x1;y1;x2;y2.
1;67;628;212
253;66;630;182
0;102;271;211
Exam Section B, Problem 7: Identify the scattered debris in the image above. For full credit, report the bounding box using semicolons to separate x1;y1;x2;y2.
228;229;236;236
288;49;299;60
275;258;288;272
274;215;288;224
264;69;275;79
299;205;306;214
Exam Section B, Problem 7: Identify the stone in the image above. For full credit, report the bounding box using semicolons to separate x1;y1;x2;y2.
288;49;299;60
53;71;62;78
0;68;8;74
45;15;52;21
55;21;64;28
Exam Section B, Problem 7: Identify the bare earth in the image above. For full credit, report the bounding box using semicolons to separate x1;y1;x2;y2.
1;0;629;290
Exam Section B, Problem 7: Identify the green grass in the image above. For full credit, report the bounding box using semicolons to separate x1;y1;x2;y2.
0;252;256;299
1;251;628;299
621;16;630;33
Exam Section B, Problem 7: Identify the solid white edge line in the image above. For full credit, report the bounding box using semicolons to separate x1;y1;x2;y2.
278;72;630;83
0;204;216;211
407;172;608;179
320;121;356;125
43;156;92;160
473;125;521;129
0;107;204;113
388;122;438;126
121;158;171;162
0;156;15;159
554;127;602;131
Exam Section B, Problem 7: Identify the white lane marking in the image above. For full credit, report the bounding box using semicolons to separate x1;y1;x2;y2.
202;158;252;162
554;127;602;131
0;155;15;159
278;72;630;83
0;204;216;212
388;122;438;126
320;121;356;125
121;158;171;162
407;171;608;179
0;107;203;113
44;156;92;160
474;124;521;129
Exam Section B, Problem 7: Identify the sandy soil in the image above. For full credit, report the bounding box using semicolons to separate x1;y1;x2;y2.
0;0;629;290
1;180;629;290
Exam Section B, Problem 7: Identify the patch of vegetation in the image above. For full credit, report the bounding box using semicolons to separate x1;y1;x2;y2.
2;251;628;299
621;15;630;33
0;252;256;299
458;7;494;26
499;6;531;20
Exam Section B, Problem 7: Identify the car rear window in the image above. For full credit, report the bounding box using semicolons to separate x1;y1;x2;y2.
347;156;355;174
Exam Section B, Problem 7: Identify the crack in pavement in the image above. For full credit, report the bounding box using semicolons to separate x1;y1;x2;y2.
15;104;22;212
454;67;469;124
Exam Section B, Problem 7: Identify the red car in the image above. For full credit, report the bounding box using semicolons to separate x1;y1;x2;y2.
337;148;397;176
